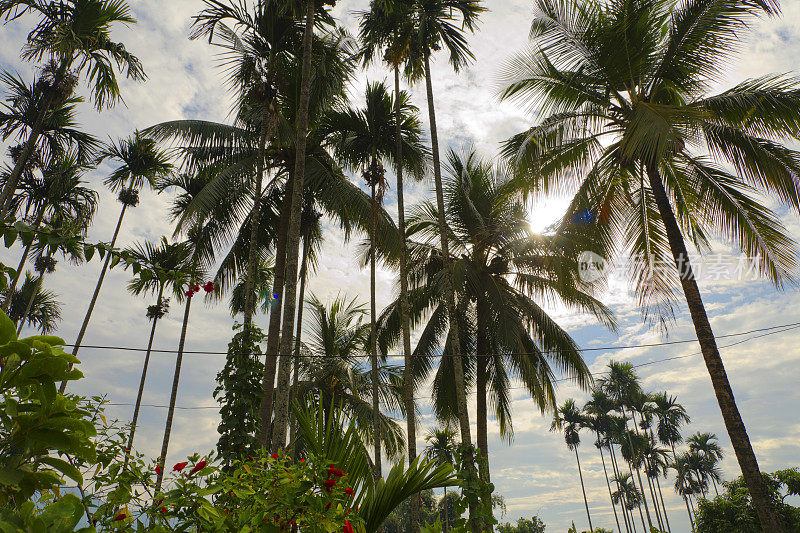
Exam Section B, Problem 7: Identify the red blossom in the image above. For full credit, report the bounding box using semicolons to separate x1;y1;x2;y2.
344;487;354;496
343;519;354;533
271;452;279;459
173;462;187;472
328;466;345;478
155;465;162;475
160;507;167;514
323;478;337;492
190;460;207;474
300;458;305;462
192;284;200;292
113;513;126;521
203;281;214;293
248;455;254;460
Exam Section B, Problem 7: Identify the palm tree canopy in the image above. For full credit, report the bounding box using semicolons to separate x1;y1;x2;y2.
500;0;800;323
125;237;201;302
651;391;690;446
424;426;457;465
97;131;174;193
1;271;61;332
0;0;146;109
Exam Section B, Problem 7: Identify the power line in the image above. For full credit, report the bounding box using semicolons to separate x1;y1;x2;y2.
99;322;800;411
64;320;800;358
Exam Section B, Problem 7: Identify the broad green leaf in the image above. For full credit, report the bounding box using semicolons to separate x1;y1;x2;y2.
39;457;83;484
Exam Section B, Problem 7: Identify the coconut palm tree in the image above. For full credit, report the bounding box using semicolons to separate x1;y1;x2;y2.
552;399;594;532
325;80;427;480
357;5;424;523
122;238;193;470
403;7;485;515
1;271;61;333
0;0;145;215
500;0;800;527
688;432;724;496
3;152;96;312
424;427;457;532
69;133;173;360
292;293;406;460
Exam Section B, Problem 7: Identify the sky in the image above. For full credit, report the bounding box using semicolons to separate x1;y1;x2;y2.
2;0;800;531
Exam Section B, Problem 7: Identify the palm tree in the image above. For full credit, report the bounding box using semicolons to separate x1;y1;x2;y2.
325;80;427;480
357;4;424;525
0;0;145;215
404;7;485;517
552;399;594;533
673;451;702;528
612;473;644;531
1;271;61;333
292;293;406;459
70;133;173;358
688;432;724;497
501;0;800;527
378;151;609;514
651;392;693;526
424;427;457;532
122;238;193;470
3;152;97;312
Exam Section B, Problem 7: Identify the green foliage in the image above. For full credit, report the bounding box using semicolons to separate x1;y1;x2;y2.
214;322;265;468
497;515;547;533
383;489;437;533
695;469;800;532
444;445;496;533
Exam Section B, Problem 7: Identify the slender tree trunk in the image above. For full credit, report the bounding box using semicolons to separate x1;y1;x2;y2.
423;51;477;533
3;207;45;312
671;444;695;531
394;64;419;533
258;175;292;445
626;458;648;532
271;0;315;450
597;438;623;533
646;165;783;532
574;448;594;532
59;202;128;394
655;473;672;533
610;445;633;533
622;408;654;531
289;234;309;446
122;284;165;473
369;181;382;480
155;294;192;494
711;477;719;497
474;298;492;529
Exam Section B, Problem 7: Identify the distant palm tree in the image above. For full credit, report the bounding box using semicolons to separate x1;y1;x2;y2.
2;271;60;333
68;133;173;362
612;473;643;520
553;399;594;532
0;0;144;215
688;432;724;496
425;427;457;532
122;238;193;470
501;0;800;526
673;451;702;528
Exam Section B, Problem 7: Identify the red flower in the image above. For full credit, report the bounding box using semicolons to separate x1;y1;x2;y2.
203;281;215;293
344;487;354;496
155;465;162;475
300;458;305;462
248;455;254;461
271;452;279;459
173;462;187;472
343;519;353;533
185;290;193;298
323;479;337;492
113;513;126;521
328;466;345;478
190;460;207;474
160;507;167;514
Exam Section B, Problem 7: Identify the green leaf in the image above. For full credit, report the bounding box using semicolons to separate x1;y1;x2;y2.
39;457;83;484
3;228;17;248
0;311;16;344
110;254;121;269
83;245;94;262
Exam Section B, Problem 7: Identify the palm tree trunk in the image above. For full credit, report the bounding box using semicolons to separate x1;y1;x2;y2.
122;284;165;472
3;207;45;312
621;408;653;531
270;0;315;451
597;437;623;533
711;477;719;497
423;50;477;533
258;175;292;445
369;180;382;481
289;234;310;446
394;63;419;533
59;202;128;394
155;294;192;494
574;447;594;532
16;254;50;334
474;299;492;528
609;444;633;533
647;165;783;532
646;470;664;532
671;444;695;531
655;472;672;533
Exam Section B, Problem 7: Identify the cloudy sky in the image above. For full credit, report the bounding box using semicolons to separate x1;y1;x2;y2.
2;0;800;531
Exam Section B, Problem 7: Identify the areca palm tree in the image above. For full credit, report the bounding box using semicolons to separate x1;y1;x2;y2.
500;0;800;527
62;132;173;393
122;238;193;471
292;293;406;460
688;432;724;496
325;80;427;480
552;399;594;533
0;0;145;215
1;271;61;333
612;473;644;525
424;427;457;532
651;392;692;526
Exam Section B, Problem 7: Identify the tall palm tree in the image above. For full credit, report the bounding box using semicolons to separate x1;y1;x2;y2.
612;472;644;530
673;451;702;528
0;0;145;215
651;392;693;526
404;7;485;519
325;80;427;480
1;271;61;333
501;0;800;527
688;432;724;497
122;238;193;470
424;427;457;533
3;152;96;311
357;4;423;525
71;133;173;355
293;293;406;459
552;399;594;533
